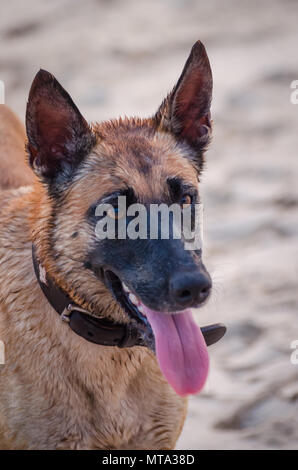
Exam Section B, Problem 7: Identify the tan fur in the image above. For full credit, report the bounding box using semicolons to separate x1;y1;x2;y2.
0;115;188;450
0;39;214;448
0;105;35;190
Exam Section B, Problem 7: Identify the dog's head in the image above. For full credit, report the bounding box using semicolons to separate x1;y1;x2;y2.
27;41;213;396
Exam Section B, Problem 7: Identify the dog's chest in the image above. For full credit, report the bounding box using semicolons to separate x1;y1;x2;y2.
53;356;187;450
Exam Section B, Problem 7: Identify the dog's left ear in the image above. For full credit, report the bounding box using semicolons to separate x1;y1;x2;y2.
155;41;212;168
26;69;95;183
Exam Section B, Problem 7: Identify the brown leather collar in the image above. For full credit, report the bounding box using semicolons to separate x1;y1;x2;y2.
32;245;226;350
32;245;149;348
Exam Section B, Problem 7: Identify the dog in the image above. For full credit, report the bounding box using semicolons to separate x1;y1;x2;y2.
0;40;222;449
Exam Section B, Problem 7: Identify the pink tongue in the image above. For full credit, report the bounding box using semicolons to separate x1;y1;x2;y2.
142;306;209;396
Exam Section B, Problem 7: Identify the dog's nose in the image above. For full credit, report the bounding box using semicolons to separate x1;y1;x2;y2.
169;270;212;308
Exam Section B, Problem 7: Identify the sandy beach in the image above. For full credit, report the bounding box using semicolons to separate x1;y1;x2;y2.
1;0;298;449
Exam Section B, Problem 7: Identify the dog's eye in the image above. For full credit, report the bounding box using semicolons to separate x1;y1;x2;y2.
107;206;125;220
180;194;192;206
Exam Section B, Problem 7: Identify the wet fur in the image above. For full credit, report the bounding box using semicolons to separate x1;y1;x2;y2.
0;41;212;449
0;127;188;450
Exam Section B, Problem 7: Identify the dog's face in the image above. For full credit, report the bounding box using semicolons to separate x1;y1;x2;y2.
27;41;213;395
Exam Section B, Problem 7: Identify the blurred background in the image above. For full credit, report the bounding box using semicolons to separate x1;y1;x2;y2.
1;0;298;449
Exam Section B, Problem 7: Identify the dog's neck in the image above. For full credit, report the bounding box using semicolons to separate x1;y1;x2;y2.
31;244;153;349
0;184;150;366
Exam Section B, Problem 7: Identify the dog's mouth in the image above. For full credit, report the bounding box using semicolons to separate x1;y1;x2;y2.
103;269;210;396
103;270;150;328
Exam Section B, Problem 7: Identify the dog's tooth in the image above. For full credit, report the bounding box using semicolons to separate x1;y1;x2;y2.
122;282;130;293
138;304;145;315
129;293;138;305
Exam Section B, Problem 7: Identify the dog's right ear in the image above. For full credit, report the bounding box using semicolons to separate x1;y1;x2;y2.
26;69;95;183
155;41;212;170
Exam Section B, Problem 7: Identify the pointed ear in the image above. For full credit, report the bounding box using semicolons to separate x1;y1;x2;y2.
155;41;212;164
26;69;95;182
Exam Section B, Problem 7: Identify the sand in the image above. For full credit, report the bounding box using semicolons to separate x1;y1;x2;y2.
0;0;298;450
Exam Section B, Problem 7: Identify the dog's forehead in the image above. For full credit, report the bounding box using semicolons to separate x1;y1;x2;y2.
84;120;198;201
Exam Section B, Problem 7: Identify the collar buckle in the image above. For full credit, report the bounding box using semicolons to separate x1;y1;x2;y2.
61;303;90;323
